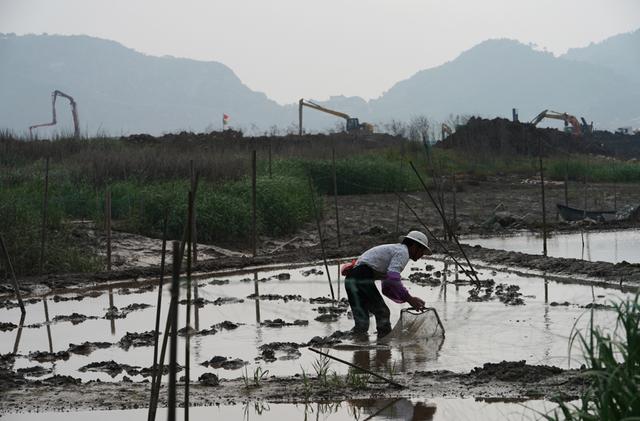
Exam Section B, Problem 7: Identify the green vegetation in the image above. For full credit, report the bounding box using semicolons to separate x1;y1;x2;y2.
542;294;640;420
2;130;640;276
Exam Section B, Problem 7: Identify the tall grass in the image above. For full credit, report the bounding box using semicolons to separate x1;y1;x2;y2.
543;294;640;420
546;156;640;183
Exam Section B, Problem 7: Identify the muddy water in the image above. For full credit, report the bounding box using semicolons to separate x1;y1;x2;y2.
465;229;640;263
0;257;629;386
2;397;562;420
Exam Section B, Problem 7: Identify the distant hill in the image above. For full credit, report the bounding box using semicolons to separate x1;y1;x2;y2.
0;33;287;136
1;31;638;136
562;29;640;84
361;37;640;130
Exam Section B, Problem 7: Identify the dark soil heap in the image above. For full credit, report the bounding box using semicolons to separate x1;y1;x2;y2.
437;117;640;157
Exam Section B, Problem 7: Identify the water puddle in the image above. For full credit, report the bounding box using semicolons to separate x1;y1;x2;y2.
1;256;630;385
2;397;562;420
464;229;640;263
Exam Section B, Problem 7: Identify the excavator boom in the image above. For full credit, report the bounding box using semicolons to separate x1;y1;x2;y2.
29;90;80;139
298;98;372;135
530;109;581;136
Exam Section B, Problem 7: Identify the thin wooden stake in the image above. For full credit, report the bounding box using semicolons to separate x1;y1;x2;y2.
43;297;53;352
184;192;193;421
254;271;261;323
0;234;25;314
308;177;335;300
409;162;481;284
148;213;168;420
39;157;50;274
331;147;341;247
268;138;272;179
395;193;476;284
452;173;457;235
309;348;404;388
539;138;548;257
190;161;198;265
167;241;180;421
106;187;112;271
252;150;257;257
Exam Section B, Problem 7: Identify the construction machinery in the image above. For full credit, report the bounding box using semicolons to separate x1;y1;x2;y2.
29;90;80;139
441;123;453;140
530;109;589;136
298;98;373;135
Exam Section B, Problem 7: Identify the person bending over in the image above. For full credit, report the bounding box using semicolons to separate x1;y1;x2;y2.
342;230;431;338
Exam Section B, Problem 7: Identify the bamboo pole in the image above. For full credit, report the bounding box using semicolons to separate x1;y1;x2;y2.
253;271;261;323
167;241;180;421
190;161;198;265
539;138;548;257
394;193;476;284
409;162;481;284
252;150;257;257
268;138;272;179
148;214;168;419
308;177;335;300
184;191;193;421
452;173;457;235
43;297;53;352
308;348;404;388
331;147;341;247
39;157;49;274
12;313;25;354
106;187;112;271
0;234;25;314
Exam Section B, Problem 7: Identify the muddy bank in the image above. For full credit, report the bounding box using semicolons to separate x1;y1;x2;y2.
0;360;587;413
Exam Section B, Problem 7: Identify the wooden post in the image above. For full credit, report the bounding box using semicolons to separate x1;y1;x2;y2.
298;99;303;136
268;138;273;179
184;192;193;421
43;298;53;352
108;287;115;335
190;161;198;265
331;147;341;248
539;138;548;257
12;313;25;354
106;187;112;271
148;214;168;419
0;234;25;314
308;177;335;300
168;241;180;421
252;150;257;257
39;157;50;274
253;271;261;323
452;173;457;235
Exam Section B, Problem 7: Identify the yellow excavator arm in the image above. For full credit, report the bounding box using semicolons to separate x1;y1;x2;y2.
530;109;581;136
298;98;373;135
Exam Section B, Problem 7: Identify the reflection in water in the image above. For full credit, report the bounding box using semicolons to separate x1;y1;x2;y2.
351;335;445;375
43;297;53;352
108;288;115;335
194;280;200;331
13;312;26;354
349;398;437;421
254;271;261;324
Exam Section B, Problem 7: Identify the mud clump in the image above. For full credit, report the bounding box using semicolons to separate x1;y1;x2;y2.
247;293;304;302
38;375;82;386
302;268;323;277
307;330;351;347
468;281;523;305
179;297;210;308
201;356;247;370
119;331;156;349
53;313;98;325
212;297;244;305
198;372;219;386
261;319;308;327
314;314;340;322
467;360;563;383
0;322;17;331
29;350;70;363
408;272;441;286
550;301;571;307
314;305;348;315
209;279;230;285
79;360;141;377
258;342;303;362
52;295;85;303
121;303;152;313
68;341;112;355
582;303;615;310
17;365;53;377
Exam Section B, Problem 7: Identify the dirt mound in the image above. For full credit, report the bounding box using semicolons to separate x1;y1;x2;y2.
467;360;563;383
437;117;613;157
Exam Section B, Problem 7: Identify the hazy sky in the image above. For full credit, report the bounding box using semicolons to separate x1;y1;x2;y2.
2;0;639;104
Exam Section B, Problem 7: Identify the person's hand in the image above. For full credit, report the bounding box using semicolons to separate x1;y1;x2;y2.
406;296;425;310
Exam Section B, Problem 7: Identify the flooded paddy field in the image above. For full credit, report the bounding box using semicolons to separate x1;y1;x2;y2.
1;257;630;384
465;228;640;263
3;397;563;420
